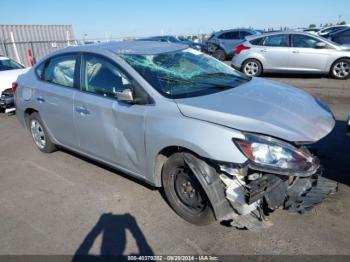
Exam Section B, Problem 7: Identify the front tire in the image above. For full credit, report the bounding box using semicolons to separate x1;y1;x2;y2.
330;58;350;80
162;153;215;225
28;112;57;153
242;59;263;77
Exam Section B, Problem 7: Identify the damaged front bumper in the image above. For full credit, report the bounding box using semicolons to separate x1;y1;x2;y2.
183;152;337;230
218;163;337;229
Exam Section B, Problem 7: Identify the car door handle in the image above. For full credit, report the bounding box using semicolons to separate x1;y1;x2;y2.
75;106;90;115
292;50;300;54
260;49;268;53
36;97;45;103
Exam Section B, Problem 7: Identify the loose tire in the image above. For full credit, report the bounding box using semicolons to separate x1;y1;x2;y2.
330;58;350;80
242;59;263;77
212;49;226;61
28;112;57;153
162;153;215;225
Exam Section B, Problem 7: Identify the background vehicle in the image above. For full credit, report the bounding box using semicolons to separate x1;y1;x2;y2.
15;41;337;229
317;25;350;38
0;56;29;113
303;28;321;35
330;28;350;45
231;31;350;79
139;35;202;50
204;29;261;61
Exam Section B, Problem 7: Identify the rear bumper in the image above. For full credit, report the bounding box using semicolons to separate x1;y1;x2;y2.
231;56;243;70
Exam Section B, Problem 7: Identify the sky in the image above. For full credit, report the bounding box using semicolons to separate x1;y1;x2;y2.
1;0;349;39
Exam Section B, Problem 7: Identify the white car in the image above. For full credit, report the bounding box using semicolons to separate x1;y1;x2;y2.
0;56;29;113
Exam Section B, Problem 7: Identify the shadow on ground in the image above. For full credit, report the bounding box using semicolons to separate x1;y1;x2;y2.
72;213;153;262
311;121;350;186
263;72;330;79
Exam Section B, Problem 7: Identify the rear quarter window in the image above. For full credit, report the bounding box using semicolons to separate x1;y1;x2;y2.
250;37;265;46
35;62;46;79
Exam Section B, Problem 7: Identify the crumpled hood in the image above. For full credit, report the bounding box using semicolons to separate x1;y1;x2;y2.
175;77;335;142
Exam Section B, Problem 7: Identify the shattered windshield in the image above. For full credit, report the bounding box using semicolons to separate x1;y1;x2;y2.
121;49;250;98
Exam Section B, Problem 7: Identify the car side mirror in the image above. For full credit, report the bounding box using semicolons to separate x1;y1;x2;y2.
315;42;327;49
115;88;134;103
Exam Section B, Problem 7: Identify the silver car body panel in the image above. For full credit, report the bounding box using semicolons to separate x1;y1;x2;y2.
16;41;334;189
175;77;335;143
232;31;350;73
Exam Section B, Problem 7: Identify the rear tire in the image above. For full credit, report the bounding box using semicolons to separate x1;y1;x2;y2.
242;59;263;77
28;112;57;153
162;153;215;225
330;58;350;80
212;49;226;61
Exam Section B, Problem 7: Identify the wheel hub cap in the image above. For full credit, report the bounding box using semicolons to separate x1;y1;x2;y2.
334;62;350;78
244;62;258;76
30;120;46;149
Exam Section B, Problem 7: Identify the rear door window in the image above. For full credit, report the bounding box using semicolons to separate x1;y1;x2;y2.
43;55;77;88
263;34;289;47
218;31;240;40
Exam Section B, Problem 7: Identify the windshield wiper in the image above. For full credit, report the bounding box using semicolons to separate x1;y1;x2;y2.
194;72;250;82
159;76;230;89
195;72;237;78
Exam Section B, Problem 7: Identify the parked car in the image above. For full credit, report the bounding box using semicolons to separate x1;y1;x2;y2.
0;56;29;113
177;36;203;50
317;25;350;38
330;28;350;45
204;29;261;61
231;31;350;79
139;35;202;50
15;41;337;229
303;28;321;35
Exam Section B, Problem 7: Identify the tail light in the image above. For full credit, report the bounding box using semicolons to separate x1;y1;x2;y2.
12;82;18;94
235;44;250;55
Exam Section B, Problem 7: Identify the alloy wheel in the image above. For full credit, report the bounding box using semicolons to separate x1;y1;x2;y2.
30;119;46;149
333;61;350;78
244;61;259;76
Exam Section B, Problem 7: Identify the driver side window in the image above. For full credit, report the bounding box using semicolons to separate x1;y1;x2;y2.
81;54;132;98
292;34;319;48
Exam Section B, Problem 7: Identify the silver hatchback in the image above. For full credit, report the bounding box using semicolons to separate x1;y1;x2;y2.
15;41;337;229
231;31;350;79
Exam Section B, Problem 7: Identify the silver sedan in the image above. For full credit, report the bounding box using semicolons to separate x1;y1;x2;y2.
14;41;337;229
231;31;350;79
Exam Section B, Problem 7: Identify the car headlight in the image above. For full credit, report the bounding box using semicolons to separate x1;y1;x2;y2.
233;134;318;175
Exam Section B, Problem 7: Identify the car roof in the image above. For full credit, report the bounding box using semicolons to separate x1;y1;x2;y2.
57;40;188;56
245;31;321;40
214;28;255;35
